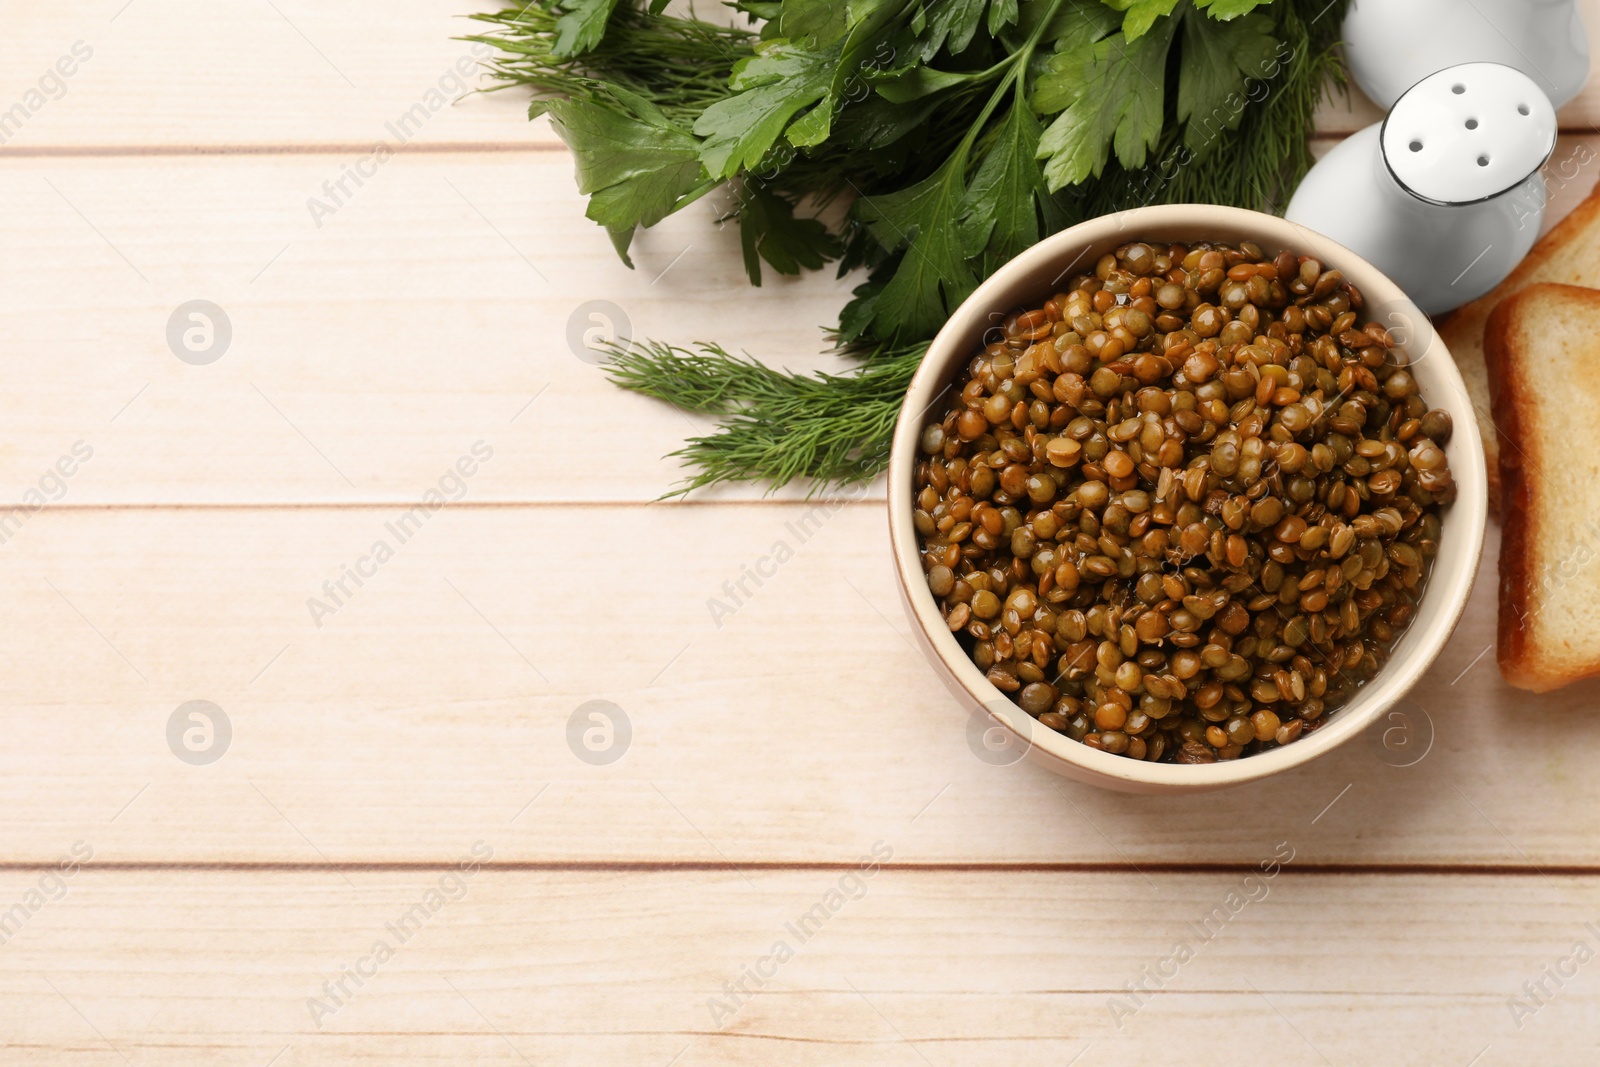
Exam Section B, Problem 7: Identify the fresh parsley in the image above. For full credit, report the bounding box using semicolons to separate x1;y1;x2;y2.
471;0;1349;492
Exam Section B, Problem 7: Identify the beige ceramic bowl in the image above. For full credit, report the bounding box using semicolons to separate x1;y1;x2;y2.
888;204;1487;793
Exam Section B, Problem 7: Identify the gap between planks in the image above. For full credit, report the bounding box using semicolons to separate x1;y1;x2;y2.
12;498;886;511
3;129;1600;161
4;860;1596;876
0;141;569;158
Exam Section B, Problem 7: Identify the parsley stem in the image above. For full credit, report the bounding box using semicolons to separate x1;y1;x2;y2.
952;0;1066;164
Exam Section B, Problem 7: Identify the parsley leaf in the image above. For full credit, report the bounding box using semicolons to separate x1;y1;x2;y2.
872;65;983;103
775;0;900;43
1033;13;1175;189
550;0;623;58
1178;9;1281;154
833;90;950;151
1103;0;1181;40
544;85;712;264
1026;0;1120;113
1195;0;1274;18
785;4;910;147
963;92;1055;272
911;0;1018;60
778;0;852;44
848;153;980;340
988;0;1020;35
695;1;905;179
735;183;841;284
1013;0;1118;50
694;40;841;178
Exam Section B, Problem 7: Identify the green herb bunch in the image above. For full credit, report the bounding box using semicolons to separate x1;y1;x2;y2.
468;0;1348;494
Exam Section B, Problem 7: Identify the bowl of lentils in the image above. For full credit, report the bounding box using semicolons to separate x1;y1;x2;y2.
888;204;1488;793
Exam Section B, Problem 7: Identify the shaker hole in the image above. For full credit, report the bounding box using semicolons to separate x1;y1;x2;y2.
1465;118;1478;129
1477;154;1491;167
1518;103;1531;115
1409;140;1423;152
1452;83;1466;95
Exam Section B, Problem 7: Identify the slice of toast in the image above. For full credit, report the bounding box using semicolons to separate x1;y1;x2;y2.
1438;179;1600;509
1484;282;1600;692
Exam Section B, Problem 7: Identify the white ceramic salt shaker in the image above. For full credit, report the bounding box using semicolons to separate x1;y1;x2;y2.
1284;62;1558;315
1343;0;1589;109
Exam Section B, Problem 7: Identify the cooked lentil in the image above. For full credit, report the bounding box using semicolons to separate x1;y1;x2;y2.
913;240;1455;763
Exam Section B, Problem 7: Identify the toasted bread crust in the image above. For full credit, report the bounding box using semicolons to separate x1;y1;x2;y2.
1438;179;1600;514
1484;282;1600;692
1455;182;1600;324
1483;288;1535;686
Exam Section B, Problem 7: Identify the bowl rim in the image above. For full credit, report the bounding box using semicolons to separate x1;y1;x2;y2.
887;203;1488;789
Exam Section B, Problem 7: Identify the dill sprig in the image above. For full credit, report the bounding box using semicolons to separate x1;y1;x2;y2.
464;6;754;124
604;338;926;495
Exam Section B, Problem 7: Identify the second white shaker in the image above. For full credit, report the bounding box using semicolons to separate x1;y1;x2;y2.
1285;62;1558;314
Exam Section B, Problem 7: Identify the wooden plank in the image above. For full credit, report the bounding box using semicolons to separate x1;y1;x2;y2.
0;867;1592;1063
5;2;1598;150
0;153;857;504
6;502;1599;867
1311;83;1387;139
0;1;562;151
4;6;1594;1061
3;139;1597;508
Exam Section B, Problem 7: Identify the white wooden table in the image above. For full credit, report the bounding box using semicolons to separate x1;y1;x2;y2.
3;3;1600;1063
